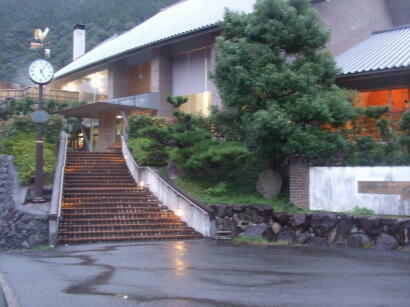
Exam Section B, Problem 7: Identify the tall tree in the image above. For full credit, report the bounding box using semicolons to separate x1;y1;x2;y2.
213;0;358;164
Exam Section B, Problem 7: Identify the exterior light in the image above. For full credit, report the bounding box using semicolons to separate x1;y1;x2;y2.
176;209;183;217
90;73;102;89
139;181;144;187
116;115;122;119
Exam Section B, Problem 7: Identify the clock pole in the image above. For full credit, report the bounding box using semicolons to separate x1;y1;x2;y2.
33;84;45;202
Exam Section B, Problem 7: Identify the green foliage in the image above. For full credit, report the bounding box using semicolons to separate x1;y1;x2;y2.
345;206;375;216
166;95;188;108
0;0;178;83
204;182;228;197
0;133;56;185
213;0;358;162
128;114;168;139
128;138;168;167
0;114;63;144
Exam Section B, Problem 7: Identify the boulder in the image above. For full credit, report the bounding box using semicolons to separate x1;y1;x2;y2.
374;233;399;251
329;218;354;244
295;231;312;244
239;223;268;239
391;220;410;245
347;233;371;248
271;222;282;234
277;227;296;243
289;214;310;231
311;213;338;237
232;205;247;213
356;217;383;238
273;213;289;226
256;169;282;198
167;161;185;180
250;204;273;223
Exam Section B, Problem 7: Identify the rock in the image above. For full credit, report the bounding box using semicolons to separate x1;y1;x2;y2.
277;227;295;243
347;234;371;248
308;237;329;246
250;204;273;223
289;214;310;231
273;213;289;226
356;217;383;238
232;205;247;213
167;161;185;180
311;213;338;237
264;229;277;242
256;169;282;198
295;231;312;244
271;222;282;234
250;204;273;218
213;204;233;218
391;220;410;245
239;223;268;239
331;218;354;243
374;233;399;251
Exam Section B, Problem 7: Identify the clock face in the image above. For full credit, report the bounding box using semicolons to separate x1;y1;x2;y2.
29;59;54;85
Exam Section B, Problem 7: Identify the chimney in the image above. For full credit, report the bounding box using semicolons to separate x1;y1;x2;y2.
73;24;86;61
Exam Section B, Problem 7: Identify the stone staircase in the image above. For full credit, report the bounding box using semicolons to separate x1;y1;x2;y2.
59;151;202;244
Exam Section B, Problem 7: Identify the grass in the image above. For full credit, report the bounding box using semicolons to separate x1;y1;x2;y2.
173;175;292;211
35;245;54;251
233;236;268;244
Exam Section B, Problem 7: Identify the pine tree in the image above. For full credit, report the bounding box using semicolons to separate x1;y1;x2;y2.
213;0;358;163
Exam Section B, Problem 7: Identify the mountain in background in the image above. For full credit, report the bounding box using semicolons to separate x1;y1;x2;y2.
0;0;178;85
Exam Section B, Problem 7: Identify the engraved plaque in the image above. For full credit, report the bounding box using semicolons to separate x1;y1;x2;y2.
358;181;410;200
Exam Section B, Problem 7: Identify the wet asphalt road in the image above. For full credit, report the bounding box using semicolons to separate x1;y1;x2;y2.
0;240;409;307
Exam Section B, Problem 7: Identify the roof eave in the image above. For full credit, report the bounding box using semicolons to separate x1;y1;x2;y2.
337;66;410;80
54;24;220;80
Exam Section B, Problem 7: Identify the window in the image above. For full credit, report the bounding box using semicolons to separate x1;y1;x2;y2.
172;47;211;96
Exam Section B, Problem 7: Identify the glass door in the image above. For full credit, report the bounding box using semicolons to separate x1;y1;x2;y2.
115;116;124;144
90;119;99;152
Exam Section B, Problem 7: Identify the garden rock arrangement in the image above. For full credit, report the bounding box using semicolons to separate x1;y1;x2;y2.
212;204;410;251
0;156;48;250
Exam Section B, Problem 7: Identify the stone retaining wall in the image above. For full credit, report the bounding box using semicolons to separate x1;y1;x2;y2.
0;156;48;250
213;204;410;251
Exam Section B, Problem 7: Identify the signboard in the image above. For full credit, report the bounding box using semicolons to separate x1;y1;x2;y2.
31;110;49;123
358;181;410;201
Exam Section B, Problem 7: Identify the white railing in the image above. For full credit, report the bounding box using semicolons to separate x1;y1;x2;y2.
121;136;214;237
49;131;68;246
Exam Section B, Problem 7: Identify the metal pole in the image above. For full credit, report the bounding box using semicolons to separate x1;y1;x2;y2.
33;84;45;202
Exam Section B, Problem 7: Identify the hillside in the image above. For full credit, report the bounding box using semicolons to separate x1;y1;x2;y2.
0;0;177;85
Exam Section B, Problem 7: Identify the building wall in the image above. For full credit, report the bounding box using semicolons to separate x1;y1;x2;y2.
99;112;116;152
151;47;173;118
313;0;393;55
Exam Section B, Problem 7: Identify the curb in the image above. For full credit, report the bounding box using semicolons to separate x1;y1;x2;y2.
0;273;19;307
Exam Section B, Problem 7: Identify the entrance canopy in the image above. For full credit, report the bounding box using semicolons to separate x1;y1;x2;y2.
58;101;152;119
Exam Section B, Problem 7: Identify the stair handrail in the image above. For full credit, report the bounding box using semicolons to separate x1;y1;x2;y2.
49;131;68;245
121;136;215;236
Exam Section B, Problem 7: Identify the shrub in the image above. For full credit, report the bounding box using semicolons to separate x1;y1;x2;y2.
1;133;57;185
204;182;228;197
345;206;375;216
128;114;167;139
128;138;168;166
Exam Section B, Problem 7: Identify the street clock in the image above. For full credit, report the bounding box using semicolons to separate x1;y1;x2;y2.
29;59;54;85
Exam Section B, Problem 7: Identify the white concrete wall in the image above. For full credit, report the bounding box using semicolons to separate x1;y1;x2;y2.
310;167;410;216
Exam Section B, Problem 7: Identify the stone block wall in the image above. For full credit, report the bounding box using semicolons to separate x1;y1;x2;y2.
289;158;309;209
213;204;410;251
0;156;48;250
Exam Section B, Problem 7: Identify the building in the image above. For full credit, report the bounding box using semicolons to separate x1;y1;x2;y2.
336;25;410;130
52;0;408;152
